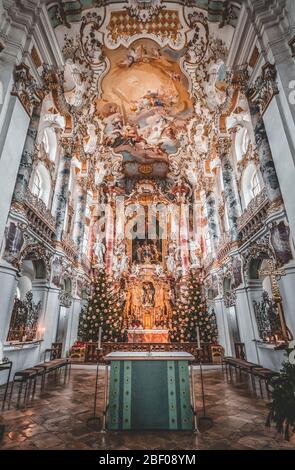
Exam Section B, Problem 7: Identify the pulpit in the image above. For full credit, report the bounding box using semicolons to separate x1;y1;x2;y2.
105;351;194;431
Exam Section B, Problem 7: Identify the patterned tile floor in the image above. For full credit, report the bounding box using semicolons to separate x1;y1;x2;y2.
0;367;294;450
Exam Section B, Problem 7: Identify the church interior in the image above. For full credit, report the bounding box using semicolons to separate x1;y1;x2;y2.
1;0;295;453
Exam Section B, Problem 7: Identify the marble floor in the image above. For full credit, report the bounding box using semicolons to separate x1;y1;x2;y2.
0;366;294;451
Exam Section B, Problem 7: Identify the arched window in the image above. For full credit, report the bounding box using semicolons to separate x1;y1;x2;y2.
235;127;250;162
83;225;89;254
42;127;58;162
30;164;51;207
205;230;212;255
251;170;261;198
242;163;263;208
32;170;42;198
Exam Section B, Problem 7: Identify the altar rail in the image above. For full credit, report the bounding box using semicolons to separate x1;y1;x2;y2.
70;342;223;364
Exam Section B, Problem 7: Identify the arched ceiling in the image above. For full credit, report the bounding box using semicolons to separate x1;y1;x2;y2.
44;0;242;192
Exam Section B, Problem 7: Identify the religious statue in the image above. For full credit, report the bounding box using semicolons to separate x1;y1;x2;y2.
112;251;119;273
131;264;140;276
142;282;155;307
150;242;160;263
166;253;176;274
143;241;151;263
155;264;164;276
94;238;106;266
168;237;177;256
135;242;143;263
189;239;200;267
120;253;129;273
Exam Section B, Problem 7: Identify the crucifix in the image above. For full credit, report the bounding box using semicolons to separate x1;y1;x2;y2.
258;260;293;343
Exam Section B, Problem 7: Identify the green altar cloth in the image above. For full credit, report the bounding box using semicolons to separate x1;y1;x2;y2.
105;352;194;431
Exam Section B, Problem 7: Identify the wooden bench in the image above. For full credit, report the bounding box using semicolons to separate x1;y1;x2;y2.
36;358;71;387
8;368;39;408
224;357;259;389
251;367;279;398
8;358;71;408
223;357;279;398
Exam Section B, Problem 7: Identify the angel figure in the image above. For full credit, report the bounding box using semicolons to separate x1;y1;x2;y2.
189;239;200;266
155;264;164;276
166;253;176;274
94;238;105;265
120;253;129;273
131;264;140;277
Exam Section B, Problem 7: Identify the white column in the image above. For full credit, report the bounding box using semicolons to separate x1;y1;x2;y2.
72;182;87;258
278;261;295;338
220;156;241;241
213;298;232;356
13;99;42;203
53;138;73;241
205;191;220;254
0;260;18;344
105;202;114;273
32;280;61;358
263;99;295;241
0;95;30;245
115;196;125;242
179;201;189;272
64;297;82;355
169;204;180;243
235;284;260;364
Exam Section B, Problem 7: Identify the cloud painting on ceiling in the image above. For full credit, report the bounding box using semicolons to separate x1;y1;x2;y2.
95;39;194;165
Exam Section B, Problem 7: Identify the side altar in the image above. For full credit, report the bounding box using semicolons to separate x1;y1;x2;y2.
105;351;194;431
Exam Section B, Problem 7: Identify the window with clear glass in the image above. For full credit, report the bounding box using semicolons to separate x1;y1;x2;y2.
32;171;42;198
205;231;212;254
251;171;261;198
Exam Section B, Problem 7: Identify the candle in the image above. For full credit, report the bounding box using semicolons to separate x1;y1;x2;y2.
98;327;102;350
196;327;201;349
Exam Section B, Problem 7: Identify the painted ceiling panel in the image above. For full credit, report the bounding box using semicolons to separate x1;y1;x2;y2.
48;1;226;29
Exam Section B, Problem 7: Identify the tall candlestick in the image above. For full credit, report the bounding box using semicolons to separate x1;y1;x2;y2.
98;327;102;350
0;340;3;363
196;327;201;349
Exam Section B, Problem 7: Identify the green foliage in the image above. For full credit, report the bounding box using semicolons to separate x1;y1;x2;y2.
169;271;218;344
78;270;126;342
266;348;295;440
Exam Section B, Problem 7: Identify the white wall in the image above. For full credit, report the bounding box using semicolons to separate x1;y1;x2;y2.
0;96;30;246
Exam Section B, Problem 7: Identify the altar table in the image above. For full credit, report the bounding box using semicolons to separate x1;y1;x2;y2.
127;329;169;343
105;351;194;431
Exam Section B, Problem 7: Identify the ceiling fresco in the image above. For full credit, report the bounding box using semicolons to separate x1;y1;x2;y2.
45;0;239;188
96;40;193;167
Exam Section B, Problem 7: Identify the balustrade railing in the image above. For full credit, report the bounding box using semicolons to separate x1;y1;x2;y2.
237;188;269;241
62;232;79;261
216;233;233;261
23;189;56;240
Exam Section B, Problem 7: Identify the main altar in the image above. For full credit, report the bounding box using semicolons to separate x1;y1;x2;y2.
88;180;204;345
